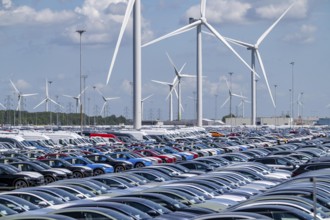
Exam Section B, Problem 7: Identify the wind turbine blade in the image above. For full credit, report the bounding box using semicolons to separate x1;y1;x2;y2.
173;87;179;99
106;0;135;85
203;21;260;78
142;94;153;102
256;50;276;107
78;86;88;98
180;74;195;78
49;98;61;107
232;93;246;99
151;80;171;86
63;95;74;99
0;103;5;109
166;52;181;77
105;97;120;101
180;103;184;112
256;1;295;46
10;79;19;94
238;101;243;107
178;63;186;75
21;93;38;97
201;0;206;17
33;99;47;109
220;97;230;108
224;77;230;90
100;102;107;115
225;37;254;48
142;20;201;48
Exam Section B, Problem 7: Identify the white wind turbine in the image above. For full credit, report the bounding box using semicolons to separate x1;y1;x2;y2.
152;78;178;121
142;0;258;127
10;79;38;112
106;0;142;129
166;52;195;121
238;92;250;118
96;89;120;116
63;87;88;113
34;79;62;112
222;2;296;126
141;94;153;120
221;78;246;118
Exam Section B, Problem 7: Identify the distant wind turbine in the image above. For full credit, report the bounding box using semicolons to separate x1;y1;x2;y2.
152;79;178;121
221;78;246;118
141;94;153;120
96;89;120;116
166;52;195;121
142;0;257;127
34;79;62;111
63;87;88;113
238;92;251;118
10;79;38;112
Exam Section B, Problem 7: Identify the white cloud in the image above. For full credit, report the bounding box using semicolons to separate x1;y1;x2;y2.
184;0;252;24
284;24;317;43
2;0;12;9
0;4;75;26
255;0;308;20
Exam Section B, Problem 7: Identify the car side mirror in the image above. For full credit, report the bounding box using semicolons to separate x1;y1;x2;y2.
38;201;48;208
147;210;159;217
76;193;86;199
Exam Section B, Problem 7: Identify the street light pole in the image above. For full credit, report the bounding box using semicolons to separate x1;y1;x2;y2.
290;61;295;126
289;89;292;128
48;80;53;125
274;84;278;126
76;29;86;132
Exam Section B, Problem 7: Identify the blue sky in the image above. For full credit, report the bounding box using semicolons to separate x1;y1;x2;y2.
0;0;329;121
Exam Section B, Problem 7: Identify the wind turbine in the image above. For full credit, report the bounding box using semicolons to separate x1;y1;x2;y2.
166;52;195;121
142;0;258;127
96;89;120;116
151;79;178;121
34;79;62;111
238;92;251;118
221;78;246;118
10;79;38;112
222;2;296;126
63;87;88;113
106;0;142;129
141;94;153;120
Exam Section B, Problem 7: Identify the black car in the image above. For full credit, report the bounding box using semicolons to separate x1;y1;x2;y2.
291;162;330;177
84;154;133;172
38;158;93;178
0;164;44;190
31;160;73;179
10;161;67;184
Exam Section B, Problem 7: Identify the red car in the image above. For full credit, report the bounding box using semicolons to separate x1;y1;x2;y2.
134;149;176;163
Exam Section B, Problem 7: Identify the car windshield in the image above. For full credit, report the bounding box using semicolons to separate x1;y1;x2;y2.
0;196;39;211
33;161;51;169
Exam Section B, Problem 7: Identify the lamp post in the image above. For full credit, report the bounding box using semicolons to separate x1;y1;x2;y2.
76;29;86;131
48;80;53;125
274;84;278;126
290;61;295;126
228;72;233;119
82;74;88;126
214;94;218;121
289;89;292;128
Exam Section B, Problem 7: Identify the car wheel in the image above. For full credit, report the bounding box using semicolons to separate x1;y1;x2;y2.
135;162;145;168
73;171;83;178
45;176;56;184
115;165;125;173
14;179;28;189
93;169;105;176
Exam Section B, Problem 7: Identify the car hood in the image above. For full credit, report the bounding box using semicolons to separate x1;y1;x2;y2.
18;171;44;178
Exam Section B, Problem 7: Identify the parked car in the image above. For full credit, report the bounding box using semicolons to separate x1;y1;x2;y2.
0;164;44;190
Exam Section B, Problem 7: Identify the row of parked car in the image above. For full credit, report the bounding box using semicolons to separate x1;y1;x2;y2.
1;127;330;219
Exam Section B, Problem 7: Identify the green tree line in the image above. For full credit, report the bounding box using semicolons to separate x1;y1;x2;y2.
0;110;128;126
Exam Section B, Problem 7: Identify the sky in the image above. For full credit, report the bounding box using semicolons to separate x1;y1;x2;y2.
0;0;329;122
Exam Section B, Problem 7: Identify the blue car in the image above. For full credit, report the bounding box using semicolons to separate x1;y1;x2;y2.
108;152;153;168
63;156;113;175
157;146;194;161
